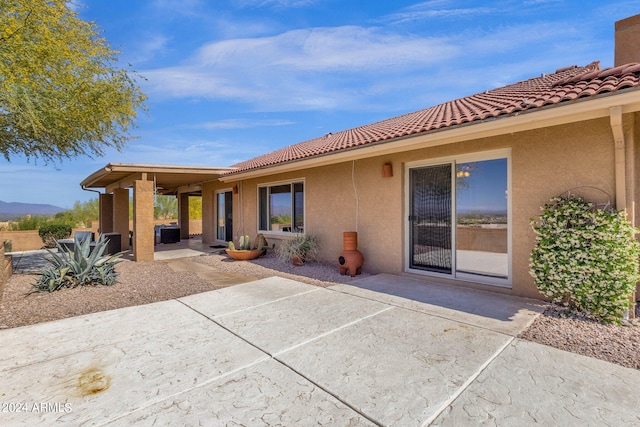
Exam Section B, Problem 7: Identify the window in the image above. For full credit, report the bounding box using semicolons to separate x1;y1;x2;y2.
259;181;304;232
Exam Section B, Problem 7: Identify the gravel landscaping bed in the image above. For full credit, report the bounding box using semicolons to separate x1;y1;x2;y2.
1;251;638;371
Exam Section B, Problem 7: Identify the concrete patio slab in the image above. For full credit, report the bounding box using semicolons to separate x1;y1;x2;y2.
0;275;636;426
0;304;267;426
331;273;544;335
276;307;512;426
178;276;321;318
0;299;209;369
431;339;640;426
108;358;376;426
154;248;209;260
211;285;392;355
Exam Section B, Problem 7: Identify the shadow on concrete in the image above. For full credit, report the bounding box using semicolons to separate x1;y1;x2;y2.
339;273;545;331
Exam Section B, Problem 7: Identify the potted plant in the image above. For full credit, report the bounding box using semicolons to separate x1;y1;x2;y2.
225;234;269;260
276;234;318;265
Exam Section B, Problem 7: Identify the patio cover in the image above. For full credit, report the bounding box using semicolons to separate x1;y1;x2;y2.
80;163;235;261
81;163;235;196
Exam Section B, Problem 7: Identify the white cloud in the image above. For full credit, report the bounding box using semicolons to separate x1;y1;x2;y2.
186;119;295;129
141;25;460;110
382;2;493;25
129;33;171;64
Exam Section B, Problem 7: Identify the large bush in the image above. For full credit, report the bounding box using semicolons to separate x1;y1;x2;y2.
530;196;640;323
38;223;72;248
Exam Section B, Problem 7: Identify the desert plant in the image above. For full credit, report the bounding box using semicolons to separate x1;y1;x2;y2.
228;234;268;252
32;236;122;293
38;222;72;248
276;234;318;265
3;239;12;252
530;195;640;323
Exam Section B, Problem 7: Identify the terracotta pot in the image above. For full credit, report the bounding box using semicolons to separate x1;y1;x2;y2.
225;249;263;260
339;250;364;277
339;231;364;276
291;255;305;266
343;231;358;251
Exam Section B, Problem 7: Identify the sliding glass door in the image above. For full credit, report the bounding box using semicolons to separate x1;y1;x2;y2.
408;152;510;285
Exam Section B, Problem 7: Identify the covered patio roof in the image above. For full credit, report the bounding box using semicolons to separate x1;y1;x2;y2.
81;163;236;195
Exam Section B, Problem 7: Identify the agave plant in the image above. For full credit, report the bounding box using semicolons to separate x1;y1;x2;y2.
32;236;123;293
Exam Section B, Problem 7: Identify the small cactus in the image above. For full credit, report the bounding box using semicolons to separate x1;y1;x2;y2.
256;234;267;251
228;241;236;251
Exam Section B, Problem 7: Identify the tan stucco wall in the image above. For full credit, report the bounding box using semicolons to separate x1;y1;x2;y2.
201;116;629;300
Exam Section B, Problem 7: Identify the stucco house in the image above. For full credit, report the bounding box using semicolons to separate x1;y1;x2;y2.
83;14;640;301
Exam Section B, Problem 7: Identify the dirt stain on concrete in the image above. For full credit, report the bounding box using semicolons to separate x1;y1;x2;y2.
77;367;111;396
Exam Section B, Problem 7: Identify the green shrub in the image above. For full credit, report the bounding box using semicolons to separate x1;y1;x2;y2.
32;236;122;293
276;234;318;264
8;215;51;231
530;196;640;323
38;223;72;248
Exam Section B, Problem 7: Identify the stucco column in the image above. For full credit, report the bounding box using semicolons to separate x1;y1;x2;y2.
113;188;130;251
133;180;154;261
201;184;214;244
178;193;190;239
99;193;114;234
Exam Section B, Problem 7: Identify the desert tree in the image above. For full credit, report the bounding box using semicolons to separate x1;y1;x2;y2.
0;0;146;162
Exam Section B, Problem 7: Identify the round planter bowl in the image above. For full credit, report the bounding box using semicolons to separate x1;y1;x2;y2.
225;249;263;260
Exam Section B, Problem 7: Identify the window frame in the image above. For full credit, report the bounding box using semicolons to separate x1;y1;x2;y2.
257;178;306;236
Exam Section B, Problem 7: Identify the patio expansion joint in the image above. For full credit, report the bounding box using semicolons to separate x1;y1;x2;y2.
175;297;394;426
183;287;323;320
421;336;515;427
94;354;273;427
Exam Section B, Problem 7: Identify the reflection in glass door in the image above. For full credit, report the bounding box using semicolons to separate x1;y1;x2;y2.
216;191;233;242
455;159;508;279
408;154;509;284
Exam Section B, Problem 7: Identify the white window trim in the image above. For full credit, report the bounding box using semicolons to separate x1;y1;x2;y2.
214;188;234;244
404;148;512;288
257;178;306;237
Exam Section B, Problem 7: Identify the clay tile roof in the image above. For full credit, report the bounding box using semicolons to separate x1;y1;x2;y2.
227;60;640;175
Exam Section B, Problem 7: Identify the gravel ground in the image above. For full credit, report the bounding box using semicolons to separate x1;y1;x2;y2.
1;251;638;371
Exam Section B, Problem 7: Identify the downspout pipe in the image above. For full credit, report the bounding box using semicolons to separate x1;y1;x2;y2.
610;106;638;320
610;106;626;211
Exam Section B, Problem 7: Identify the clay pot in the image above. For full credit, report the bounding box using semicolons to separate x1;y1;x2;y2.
343;231;358;251
291;255;305;266
339;231;364;277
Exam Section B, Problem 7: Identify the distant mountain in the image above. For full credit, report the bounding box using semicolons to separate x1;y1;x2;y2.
0;200;66;220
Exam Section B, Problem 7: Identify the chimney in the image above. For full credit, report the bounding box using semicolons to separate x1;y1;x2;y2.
615;14;640;66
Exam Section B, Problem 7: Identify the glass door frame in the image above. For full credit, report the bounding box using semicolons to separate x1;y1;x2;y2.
215;188;234;243
404;148;512;288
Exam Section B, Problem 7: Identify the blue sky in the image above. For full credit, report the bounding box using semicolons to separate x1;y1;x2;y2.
2;0;640;208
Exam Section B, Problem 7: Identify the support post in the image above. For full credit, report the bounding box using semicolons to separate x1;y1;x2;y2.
99;193;114;234
113;188;130;251
133;180;154;261
178;193;190;240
